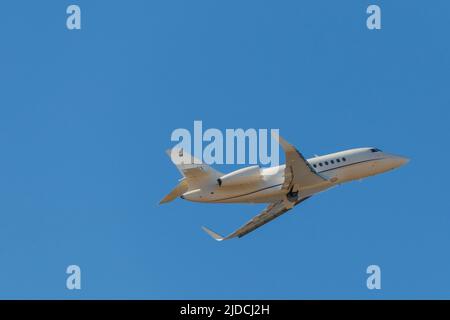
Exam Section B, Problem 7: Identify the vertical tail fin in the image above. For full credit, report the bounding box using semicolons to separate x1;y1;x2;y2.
161;148;223;203
166;148;223;181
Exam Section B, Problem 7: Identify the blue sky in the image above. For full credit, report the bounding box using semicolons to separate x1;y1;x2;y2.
0;0;449;299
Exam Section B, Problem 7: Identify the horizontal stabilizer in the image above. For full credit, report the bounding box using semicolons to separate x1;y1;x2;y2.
159;180;189;204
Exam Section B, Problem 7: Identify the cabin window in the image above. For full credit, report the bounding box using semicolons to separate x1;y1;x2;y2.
324;161;329;165
313;164;317;168
331;160;334;164
319;163;323;167
342;157;346;162
336;159;340;163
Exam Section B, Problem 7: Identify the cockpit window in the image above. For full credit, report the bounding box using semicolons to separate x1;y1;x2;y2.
370;148;382;153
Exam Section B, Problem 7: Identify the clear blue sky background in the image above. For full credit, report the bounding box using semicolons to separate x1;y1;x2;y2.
0;0;449;299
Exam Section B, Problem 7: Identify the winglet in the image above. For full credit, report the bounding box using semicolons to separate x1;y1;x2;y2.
271;131;292;153
201;226;226;241
271;132;328;182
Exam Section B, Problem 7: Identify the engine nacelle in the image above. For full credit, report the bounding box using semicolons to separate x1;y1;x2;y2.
217;165;262;187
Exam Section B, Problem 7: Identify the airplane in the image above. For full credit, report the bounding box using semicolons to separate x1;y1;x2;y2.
159;134;409;241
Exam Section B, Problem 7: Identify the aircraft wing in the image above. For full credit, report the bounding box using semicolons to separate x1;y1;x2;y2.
275;134;327;190
202;199;297;241
201;135;325;241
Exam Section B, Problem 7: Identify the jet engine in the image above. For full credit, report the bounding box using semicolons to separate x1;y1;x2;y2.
217;165;262;187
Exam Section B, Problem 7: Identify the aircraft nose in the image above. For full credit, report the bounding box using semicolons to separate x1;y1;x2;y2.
392;155;410;167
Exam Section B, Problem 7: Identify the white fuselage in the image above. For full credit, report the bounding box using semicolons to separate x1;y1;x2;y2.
181;147;408;204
